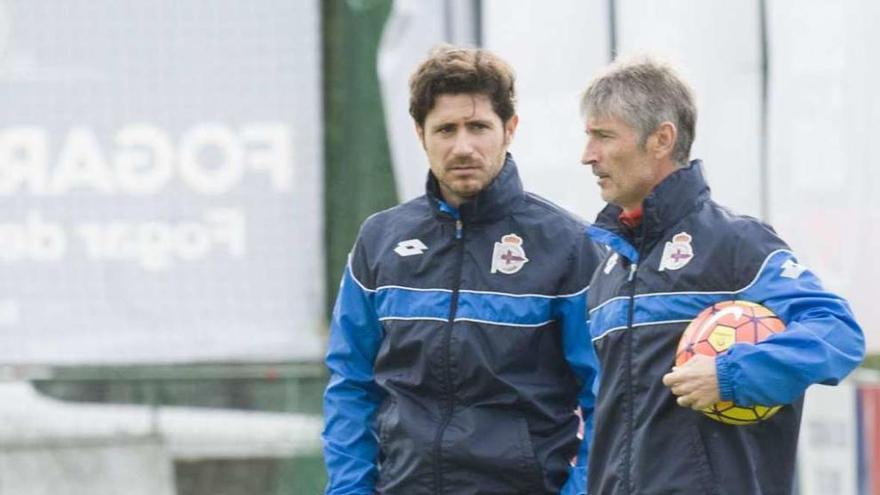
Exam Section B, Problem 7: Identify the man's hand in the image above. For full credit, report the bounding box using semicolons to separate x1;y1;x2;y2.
661;354;721;410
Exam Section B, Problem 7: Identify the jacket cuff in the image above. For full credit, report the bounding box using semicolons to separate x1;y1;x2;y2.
715;354;735;402
560;465;587;495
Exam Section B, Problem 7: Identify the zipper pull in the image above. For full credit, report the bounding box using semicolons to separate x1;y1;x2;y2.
628;263;638;282
455;220;463;239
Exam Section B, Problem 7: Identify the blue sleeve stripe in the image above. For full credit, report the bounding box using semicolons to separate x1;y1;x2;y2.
375;287;451;321
589;295;630;315
589;298;631;339
556;287;597;492
737;250;839;323
326;268;383;379
323;266;385;492
589;251;799;341
587;226;639;263
588;250;860;350
591;291;747;341
718;252;864;405
373;287;557;327
457;291;554;326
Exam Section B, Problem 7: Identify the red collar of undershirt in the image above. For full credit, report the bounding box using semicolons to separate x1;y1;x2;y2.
618;206;643;228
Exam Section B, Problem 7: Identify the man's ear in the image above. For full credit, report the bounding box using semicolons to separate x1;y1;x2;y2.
650;121;677;159
504;114;519;145
415;123;426;149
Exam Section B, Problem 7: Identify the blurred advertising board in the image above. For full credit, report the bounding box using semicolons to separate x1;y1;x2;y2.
0;1;323;364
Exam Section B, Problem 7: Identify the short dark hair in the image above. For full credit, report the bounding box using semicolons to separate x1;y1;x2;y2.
409;44;516;127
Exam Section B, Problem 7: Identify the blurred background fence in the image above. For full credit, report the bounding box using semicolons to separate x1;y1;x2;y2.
32;363;327;494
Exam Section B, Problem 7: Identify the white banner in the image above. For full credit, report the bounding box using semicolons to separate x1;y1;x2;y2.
0;1;323;364
798;383;859;495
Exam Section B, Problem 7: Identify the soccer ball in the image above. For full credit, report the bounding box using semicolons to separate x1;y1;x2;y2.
675;300;786;425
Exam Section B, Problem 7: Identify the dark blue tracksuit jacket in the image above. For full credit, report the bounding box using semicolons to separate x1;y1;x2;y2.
586;161;865;494
323;156;604;494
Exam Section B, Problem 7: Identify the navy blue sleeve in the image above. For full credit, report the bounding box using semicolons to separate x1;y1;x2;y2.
322;240;385;494
715;247;865;406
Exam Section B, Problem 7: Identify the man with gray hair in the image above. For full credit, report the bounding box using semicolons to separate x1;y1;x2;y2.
579;55;864;493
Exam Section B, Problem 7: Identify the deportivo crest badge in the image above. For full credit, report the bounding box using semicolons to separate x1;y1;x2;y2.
658;232;694;271
490;233;529;274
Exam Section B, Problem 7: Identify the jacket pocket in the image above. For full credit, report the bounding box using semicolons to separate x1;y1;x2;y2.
514;412;546;494
687;423;720;495
441;407;550;494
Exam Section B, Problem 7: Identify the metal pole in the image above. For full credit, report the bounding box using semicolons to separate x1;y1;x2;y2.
758;0;771;222
444;0;481;46
608;0;618;62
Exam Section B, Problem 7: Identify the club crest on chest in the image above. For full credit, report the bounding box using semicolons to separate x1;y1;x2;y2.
490;233;529;275
658;232;694;271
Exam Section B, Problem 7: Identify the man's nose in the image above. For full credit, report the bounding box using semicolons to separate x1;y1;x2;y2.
452;132;475;156
581;140;598;165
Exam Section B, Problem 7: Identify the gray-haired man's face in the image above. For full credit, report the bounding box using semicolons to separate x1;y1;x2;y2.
581;114;661;212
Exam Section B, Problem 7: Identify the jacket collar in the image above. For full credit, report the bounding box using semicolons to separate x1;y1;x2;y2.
594;159;710;242
426;153;524;223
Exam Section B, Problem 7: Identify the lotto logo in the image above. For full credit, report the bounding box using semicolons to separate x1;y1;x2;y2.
394;239;427;257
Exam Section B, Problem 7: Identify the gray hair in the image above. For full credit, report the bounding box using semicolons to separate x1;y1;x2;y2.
580;55;696;166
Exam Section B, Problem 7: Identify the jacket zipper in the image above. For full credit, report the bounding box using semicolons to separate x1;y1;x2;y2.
433;218;464;494
624;247;641;494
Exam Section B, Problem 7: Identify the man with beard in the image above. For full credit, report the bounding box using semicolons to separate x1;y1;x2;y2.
322;45;604;494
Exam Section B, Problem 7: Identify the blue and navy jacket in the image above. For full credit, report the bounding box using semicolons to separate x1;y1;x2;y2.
586;161;865;494
322;156;604;495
